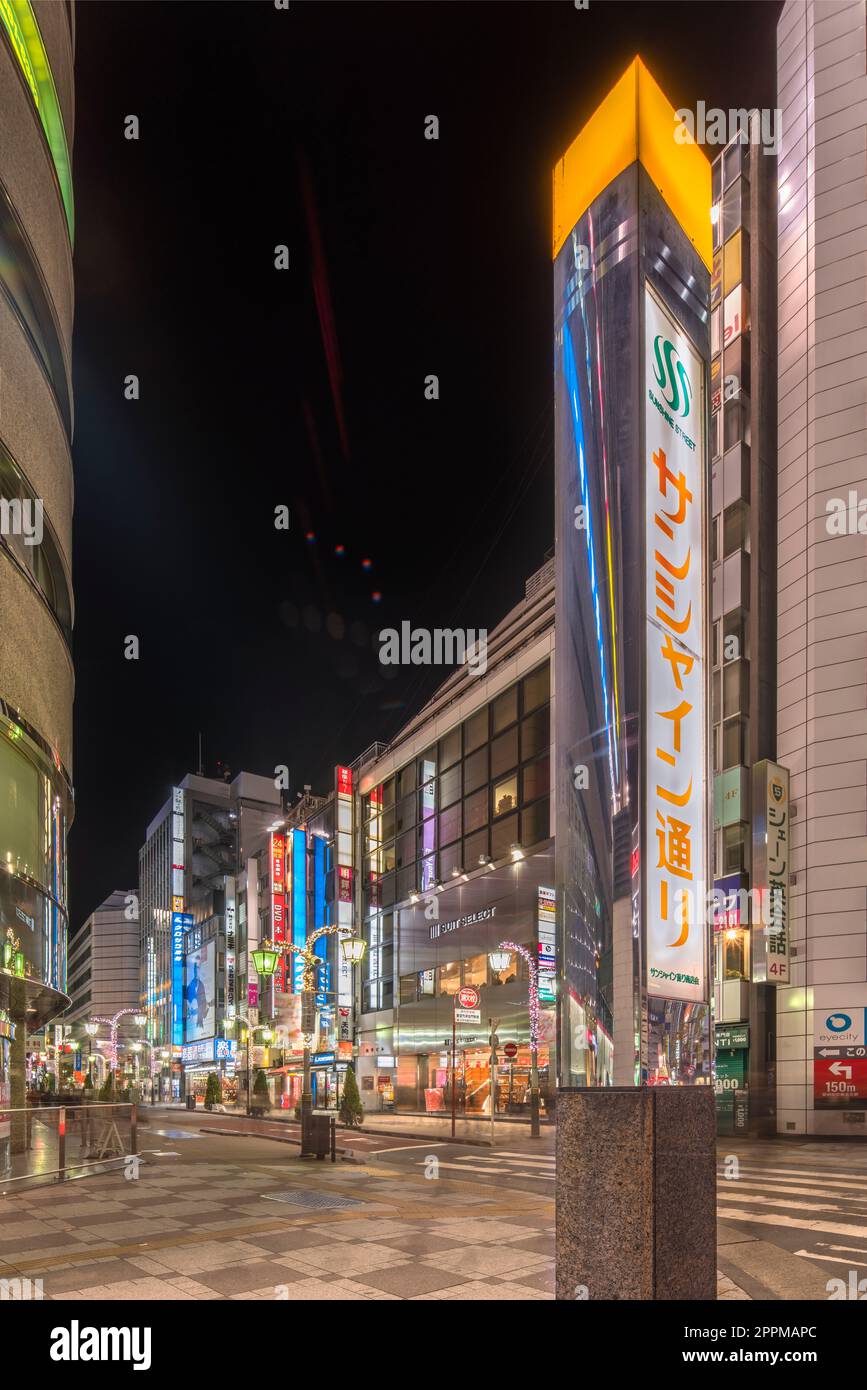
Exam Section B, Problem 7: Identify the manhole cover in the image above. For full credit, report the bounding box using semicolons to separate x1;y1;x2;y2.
261;1189;367;1211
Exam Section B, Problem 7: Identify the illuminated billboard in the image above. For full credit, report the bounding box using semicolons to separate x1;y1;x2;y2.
553;57;711;1086
184;938;216;1043
644;286;707;1002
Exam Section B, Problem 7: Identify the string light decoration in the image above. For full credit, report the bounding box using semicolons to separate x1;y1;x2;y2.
496;939;540;1058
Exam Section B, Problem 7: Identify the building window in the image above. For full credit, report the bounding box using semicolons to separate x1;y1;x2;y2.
464;746;488;794
438;960;461;996
439;727;461;771
521;706;549;760
463;787;488;833
463;707;488;753
438;803;461;848
492;775;518;819
464;954;488;988
491;728;518;779
491;811;519;859
492;686;518;734
522;664;550;712
521;798;549;849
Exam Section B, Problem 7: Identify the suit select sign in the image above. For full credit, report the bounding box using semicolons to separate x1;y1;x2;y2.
644;286;707;1003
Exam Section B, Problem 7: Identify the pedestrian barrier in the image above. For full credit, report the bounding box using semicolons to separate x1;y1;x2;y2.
0;1103;137;1190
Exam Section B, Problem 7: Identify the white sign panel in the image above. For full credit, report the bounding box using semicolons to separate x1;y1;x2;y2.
644;287;707;1003
454;1008;481;1025
815;1009;867;1050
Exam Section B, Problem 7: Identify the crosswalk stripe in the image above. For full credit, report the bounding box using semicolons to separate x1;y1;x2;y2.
716;1179;867;1203
793;1250;867;1269
717;1164;867;1188
718;1209;867;1239
714;1191;867;1215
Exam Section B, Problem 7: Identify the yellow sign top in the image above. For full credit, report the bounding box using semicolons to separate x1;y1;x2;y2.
552;57;711;270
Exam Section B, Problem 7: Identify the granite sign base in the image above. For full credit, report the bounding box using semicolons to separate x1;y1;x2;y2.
556;1086;717;1300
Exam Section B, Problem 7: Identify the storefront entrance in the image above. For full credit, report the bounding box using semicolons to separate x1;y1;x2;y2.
421;1047;551;1116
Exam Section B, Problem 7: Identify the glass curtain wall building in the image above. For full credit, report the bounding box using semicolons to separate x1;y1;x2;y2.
0;2;76;1133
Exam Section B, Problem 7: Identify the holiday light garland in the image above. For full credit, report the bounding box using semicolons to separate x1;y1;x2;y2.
497;940;539;1055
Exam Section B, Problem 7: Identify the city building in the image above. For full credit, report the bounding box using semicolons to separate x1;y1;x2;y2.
710;113;779;1134
352;560;555;1117
0;3;75;1113
64;890;141;1082
775;0;867;1136
138;770;281;1101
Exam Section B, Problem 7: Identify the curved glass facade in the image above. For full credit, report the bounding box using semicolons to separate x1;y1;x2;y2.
0;712;69;1004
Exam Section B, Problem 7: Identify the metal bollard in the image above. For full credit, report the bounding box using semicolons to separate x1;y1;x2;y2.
330;1116;336;1163
58;1107;66;1183
130;1103;137;1157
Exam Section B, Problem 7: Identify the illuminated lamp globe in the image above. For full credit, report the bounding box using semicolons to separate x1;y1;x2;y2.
488;950;512;975
252;944;279;977
340;936;367;966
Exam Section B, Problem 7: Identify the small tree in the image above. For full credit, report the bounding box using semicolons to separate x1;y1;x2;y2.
204;1071;221;1110
338;1066;364;1128
99;1072;115;1102
252;1068;270;1112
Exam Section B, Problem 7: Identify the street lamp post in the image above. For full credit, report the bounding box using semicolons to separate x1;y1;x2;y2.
254;928;366;1149
489;941;541;1138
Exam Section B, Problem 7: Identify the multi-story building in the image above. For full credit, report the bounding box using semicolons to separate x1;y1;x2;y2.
0;4;75;1114
64;890;140;1081
65;889;140;1028
775;0;867;1136
350;561;556;1117
138;771;281;1100
709;114;779;1134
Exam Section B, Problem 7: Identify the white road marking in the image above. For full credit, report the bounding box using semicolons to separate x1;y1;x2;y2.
718;1209;867;1239
793;1250;867;1268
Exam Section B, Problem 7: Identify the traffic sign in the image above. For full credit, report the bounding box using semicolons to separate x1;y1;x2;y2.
814;1053;867;1109
503;1042;518;1059
457;986;480;1010
454;1008;481;1024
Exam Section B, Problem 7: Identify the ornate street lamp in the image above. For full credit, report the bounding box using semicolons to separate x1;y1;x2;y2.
251;945;280;977
251;929;367;1147
488;950;512;975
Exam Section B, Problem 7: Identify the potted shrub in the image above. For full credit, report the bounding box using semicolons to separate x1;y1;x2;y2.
204;1071;221;1111
251;1068;270;1114
338;1066;364;1129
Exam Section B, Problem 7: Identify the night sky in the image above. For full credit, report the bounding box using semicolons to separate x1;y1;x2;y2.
69;0;781;928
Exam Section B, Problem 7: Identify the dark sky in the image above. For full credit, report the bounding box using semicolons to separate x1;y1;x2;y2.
69;0;781;927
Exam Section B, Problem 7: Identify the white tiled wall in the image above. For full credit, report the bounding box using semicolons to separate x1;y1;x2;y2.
776;0;867;1135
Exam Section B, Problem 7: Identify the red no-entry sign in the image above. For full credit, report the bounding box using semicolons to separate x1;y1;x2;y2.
457;985;480;1010
503;1042;518;1059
